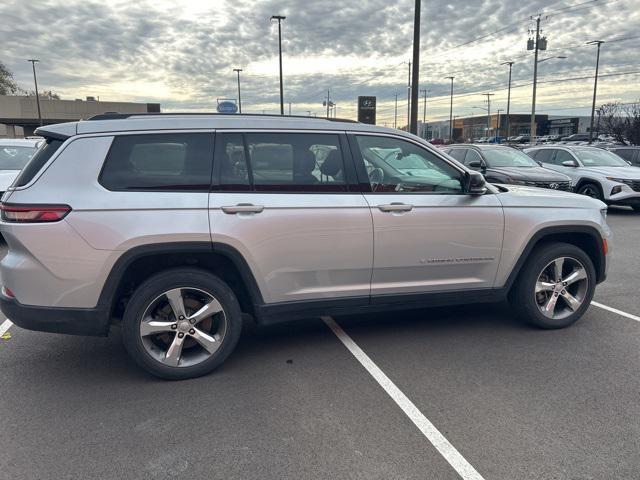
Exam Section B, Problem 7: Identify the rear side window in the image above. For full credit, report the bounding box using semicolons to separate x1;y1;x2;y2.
214;132;348;192
100;133;214;191
447;148;467;162
13;138;63;187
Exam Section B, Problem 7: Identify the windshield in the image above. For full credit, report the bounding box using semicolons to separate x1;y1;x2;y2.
574;148;630;167
0;145;37;170
483;148;539;168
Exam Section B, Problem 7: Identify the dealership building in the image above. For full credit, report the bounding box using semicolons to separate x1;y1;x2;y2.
419;114;593;142
0;95;161;138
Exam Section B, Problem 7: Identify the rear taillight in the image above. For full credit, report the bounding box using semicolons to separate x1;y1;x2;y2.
0;203;71;223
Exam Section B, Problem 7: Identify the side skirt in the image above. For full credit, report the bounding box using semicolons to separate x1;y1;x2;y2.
255;288;508;325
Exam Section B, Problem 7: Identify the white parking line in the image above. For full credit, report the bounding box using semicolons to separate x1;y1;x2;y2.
592;301;640;322
0;319;13;337
323;316;485;480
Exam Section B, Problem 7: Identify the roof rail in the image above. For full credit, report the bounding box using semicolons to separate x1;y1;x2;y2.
88;112;359;123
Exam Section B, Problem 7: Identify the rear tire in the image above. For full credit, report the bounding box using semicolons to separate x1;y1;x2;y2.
122;268;242;380
577;182;603;201
510;242;596;329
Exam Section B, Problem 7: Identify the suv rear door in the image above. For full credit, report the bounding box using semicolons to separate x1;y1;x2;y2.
208;131;373;306
348;133;504;298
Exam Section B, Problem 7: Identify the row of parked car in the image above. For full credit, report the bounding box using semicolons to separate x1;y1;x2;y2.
441;143;640;211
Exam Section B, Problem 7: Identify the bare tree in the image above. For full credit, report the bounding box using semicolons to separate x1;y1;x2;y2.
597;101;640;145
0;61;20;95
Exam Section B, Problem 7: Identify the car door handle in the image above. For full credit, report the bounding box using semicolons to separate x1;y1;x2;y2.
377;203;413;212
221;203;264;214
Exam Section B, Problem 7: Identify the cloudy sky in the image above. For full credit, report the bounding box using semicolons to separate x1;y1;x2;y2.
1;0;638;125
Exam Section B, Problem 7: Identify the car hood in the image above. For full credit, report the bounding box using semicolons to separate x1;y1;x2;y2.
488;166;570;181
579;166;640;178
0;170;20;191
495;184;606;209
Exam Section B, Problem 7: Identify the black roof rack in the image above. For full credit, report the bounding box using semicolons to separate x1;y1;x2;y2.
88;112;359;123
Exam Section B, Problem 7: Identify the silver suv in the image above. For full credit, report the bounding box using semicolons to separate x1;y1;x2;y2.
525;145;640;211
0;114;611;379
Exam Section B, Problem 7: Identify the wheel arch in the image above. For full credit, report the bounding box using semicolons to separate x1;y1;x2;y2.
574;178;604;196
504;225;607;291
97;242;264;322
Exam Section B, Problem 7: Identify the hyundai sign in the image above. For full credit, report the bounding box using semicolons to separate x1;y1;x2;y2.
217;100;238;114
357;96;376;124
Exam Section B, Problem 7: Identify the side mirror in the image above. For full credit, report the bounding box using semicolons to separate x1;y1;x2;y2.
468;160;486;173
465;171;487;195
561;160;578;167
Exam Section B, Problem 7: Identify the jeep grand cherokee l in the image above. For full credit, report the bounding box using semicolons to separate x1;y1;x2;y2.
0;114;610;379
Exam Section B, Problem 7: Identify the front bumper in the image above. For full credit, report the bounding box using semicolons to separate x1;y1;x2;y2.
0;291;110;336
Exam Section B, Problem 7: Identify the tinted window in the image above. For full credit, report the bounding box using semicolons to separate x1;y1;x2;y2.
216;133;251;190
612;149;635;162
0;146;37;170
355;135;463;193
532;149;553;163
448;148;467;162
551;149;575;165
465;149;483;165
100;133;214;191
245;133;347;192
13;138;63;187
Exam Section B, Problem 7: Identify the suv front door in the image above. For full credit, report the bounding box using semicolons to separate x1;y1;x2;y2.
208;131;373;306
349;133;504;298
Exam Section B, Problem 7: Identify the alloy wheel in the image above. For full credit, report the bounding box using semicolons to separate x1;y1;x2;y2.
534;256;589;320
139;287;227;368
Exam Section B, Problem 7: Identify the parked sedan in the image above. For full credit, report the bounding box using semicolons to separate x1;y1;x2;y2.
0;138;40;196
525;145;640;211
443;144;573;191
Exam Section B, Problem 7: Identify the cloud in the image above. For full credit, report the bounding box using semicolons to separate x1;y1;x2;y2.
0;0;638;121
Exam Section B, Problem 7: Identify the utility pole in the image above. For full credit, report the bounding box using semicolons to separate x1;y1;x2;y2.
409;0;421;135
326;90;331;118
420;88;428;139
288;102;292;115
530;15;542;145
27;59;42;126
233;68;242;114
482;93;494;139
587;40;604;143
406;61;411;130
501;61;514;140
270;15;286;115
445;76;455;143
394;93;398;129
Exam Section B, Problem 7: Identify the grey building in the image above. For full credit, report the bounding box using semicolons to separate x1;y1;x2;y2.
0;95;161;138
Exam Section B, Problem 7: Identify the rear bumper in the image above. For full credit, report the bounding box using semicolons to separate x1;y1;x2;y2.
0;291;110;336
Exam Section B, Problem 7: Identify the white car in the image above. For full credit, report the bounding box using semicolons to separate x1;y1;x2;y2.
0;139;40;195
525;145;640;211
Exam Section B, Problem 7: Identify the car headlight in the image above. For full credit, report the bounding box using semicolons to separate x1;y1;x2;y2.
606;177;629;184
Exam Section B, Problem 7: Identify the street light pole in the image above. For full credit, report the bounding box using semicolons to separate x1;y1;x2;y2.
587;40;604;143
409;0;421;135
496;109;503;141
394;93;398;129
500;61;514;141
27;59;42;126
233;68;242;114
445;76;455;143
270;15;286;115
406;61;411;130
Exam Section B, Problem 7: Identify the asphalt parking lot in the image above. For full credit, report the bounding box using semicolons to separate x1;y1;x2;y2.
1;209;639;480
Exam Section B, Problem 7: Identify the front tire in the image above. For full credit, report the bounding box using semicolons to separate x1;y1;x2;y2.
122;268;242;380
510;242;596;329
577;182;603;201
